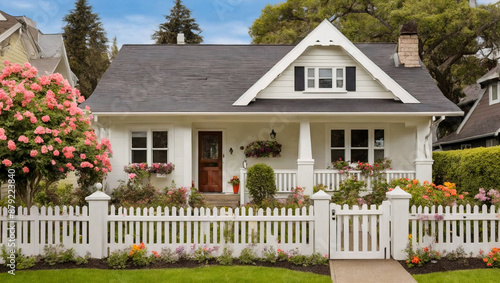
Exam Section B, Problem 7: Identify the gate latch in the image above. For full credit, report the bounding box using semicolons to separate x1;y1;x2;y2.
331;208;336;220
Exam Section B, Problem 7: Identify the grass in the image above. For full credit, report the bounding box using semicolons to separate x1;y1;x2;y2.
0;266;331;283
413;269;500;283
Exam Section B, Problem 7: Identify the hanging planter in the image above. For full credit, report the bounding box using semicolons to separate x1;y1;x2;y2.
244;140;282;158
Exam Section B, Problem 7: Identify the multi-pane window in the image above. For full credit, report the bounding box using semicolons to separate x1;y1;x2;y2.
306;67;344;90
131;130;168;163
330;129;385;163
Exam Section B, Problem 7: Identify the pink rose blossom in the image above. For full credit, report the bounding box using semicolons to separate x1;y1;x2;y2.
2;159;12;167
129;173;137;179
30;149;38;157
34;136;44;144
41;145;48;153
51;160;56;165
7;140;16;151
34;126;45;134
30;116;37;124
18;135;29;143
42;115;50;122
14;111;23;120
54;138;62;144
53;150;60;156
80;153;86;159
22;166;29;173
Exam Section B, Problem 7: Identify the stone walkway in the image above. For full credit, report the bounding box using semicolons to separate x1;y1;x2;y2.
329;259;416;283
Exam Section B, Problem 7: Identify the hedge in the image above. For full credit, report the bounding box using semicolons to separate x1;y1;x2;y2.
433;146;500;195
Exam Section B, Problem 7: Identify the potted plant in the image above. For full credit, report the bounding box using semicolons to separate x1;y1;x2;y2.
228;176;240;194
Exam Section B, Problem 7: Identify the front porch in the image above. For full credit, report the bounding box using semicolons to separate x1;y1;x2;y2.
238;168;416;205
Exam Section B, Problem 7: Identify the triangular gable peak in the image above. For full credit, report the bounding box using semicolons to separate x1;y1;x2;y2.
233;19;420;106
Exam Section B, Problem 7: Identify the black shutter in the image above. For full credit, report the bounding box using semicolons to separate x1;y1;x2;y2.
294;66;305;91
346;66;356;91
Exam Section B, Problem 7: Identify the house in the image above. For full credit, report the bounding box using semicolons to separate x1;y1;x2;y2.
434;66;500;150
82;20;462;200
0;10;77;86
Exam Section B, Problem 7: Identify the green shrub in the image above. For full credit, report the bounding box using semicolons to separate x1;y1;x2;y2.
1;246;36;270
159;247;179;263
239;246;257;265
216;247;234;266
188;188;207;208
42;245;75;265
331;177;366;206
433;146;500;196
246;163;276;205
261;246;277;263
107;249;128;269
111;182;167;208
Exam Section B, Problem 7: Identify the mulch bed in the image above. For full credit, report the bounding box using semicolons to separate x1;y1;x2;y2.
0;259;331;276
398;258;488;275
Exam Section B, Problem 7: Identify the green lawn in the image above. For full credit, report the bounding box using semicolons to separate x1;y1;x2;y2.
0;266;331;283
413;269;500;283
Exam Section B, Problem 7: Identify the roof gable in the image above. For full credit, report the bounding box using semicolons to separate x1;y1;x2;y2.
233;19;420;106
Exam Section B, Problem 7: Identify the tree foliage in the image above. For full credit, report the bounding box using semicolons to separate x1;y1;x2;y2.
0;62;113;208
109;36;119;62
152;0;203;44
249;0;500;103
63;0;110;98
246;163;276;205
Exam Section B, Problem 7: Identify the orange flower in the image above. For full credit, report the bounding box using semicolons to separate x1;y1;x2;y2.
412;179;418;185
411;256;420;264
424;247;429;252
483;258;489;262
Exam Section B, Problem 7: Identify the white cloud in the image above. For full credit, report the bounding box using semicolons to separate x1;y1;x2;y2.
200;21;251;44
102;14;163;47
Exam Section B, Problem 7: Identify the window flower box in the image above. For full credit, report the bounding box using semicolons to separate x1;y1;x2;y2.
244;140;282;158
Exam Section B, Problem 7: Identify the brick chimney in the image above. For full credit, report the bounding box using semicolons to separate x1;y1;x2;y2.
177;33;185;45
398;22;421;68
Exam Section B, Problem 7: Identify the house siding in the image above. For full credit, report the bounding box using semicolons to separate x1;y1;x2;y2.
98;116;422;192
257;46;396;100
0;31;29;69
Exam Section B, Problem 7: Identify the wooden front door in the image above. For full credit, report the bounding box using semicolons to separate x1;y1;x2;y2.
198;131;222;192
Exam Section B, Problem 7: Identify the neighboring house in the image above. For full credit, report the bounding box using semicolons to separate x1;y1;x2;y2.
82;20;462;198
435;66;500;150
0;10;77;86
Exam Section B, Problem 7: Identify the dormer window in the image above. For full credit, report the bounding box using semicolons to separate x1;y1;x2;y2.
294;66;356;92
306;67;344;90
490;82;499;105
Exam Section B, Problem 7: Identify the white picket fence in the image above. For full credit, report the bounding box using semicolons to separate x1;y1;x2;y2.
107;205;314;257
409;204;500;254
0;206;90;257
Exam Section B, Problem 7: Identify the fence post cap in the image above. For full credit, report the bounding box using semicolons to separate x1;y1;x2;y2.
311;190;331;200
85;190;111;201
386;186;412;199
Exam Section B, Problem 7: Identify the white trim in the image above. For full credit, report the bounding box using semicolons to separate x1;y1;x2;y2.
91;111;463;117
128;127;173;165
0;22;21;43
456;88;487;134
325;124;390;164
233;19;420;106
489;82;500;105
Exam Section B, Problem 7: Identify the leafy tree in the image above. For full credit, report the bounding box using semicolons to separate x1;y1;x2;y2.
249;0;500;103
0;62;113;208
63;0;110;98
246;163;276;205
152;0;203;44
109;36;119;61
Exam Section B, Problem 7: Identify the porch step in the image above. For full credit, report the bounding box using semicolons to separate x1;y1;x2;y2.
203;193;240;208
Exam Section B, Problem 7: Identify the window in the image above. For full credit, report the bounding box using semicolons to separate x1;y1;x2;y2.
131;130;168;163
486;139;499;147
306;67;344;91
330;129;385;163
490;82;499;105
460;144;471;150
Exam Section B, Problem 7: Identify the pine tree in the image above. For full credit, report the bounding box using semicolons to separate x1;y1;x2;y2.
109;36;119;61
63;0;110;98
152;0;203;44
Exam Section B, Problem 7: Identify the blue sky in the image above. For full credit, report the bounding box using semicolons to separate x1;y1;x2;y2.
0;0;497;47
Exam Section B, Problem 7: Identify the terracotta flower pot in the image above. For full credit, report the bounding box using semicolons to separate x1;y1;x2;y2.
232;184;239;194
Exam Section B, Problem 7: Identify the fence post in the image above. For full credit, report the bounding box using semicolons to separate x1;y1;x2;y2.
386;186;411;260
311;190;331;256
85;191;110;259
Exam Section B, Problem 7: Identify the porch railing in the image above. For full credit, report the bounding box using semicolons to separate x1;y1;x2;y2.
240;168;415;204
313;170;416;191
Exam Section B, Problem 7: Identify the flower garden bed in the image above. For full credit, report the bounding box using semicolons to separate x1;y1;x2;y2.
399;257;487;275
0;258;330;276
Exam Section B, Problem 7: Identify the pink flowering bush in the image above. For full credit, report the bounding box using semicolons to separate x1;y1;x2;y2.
475;188;500;208
0;61;112;207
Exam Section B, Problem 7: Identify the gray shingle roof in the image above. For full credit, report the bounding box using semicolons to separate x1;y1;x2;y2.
0;11;19;36
82;43;461;114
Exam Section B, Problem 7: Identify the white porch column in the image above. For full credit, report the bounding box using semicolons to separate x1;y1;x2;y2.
174;121;192;188
297;119;314;195
414;119;433;182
